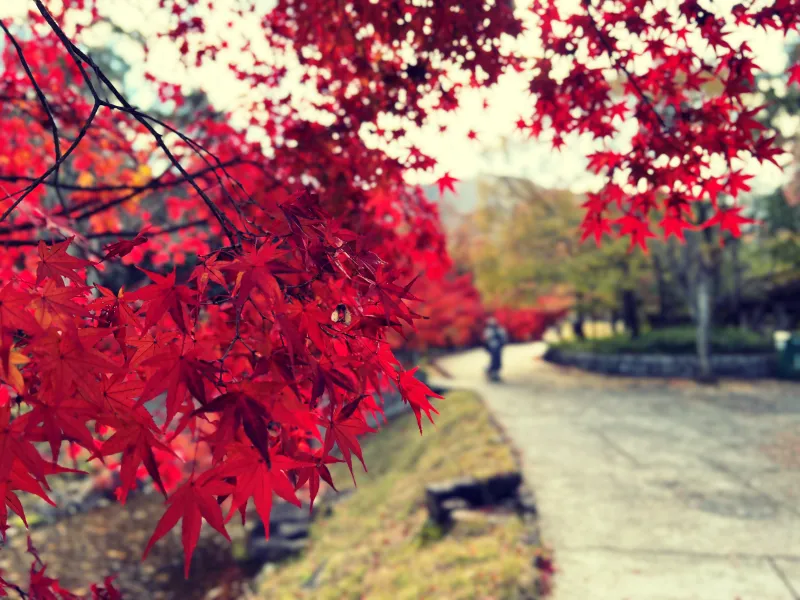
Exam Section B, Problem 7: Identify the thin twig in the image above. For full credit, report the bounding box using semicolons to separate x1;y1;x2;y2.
0;21;67;210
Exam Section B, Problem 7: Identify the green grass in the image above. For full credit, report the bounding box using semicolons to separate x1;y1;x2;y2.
550;326;774;355
257;391;538;600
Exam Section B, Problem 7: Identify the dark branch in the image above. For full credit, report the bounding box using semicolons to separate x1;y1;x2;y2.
1;218;207;246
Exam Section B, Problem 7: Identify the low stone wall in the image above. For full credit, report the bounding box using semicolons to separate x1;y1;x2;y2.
425;472;530;527
543;347;777;378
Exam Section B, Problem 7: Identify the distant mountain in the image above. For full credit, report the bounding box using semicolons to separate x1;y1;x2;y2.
422;180;479;214
422;179;480;231
422;175;584;232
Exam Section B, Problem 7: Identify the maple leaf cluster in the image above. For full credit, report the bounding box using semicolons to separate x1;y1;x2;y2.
0;215;443;585
0;7;503;590
523;0;799;251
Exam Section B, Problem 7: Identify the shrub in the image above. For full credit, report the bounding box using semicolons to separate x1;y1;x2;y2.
551;326;774;355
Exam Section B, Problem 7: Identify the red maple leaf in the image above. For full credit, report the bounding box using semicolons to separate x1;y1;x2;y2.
361;268;422;327
752;135;785;168
699;176;725;204
90;576;122;600
218;443;308;532
608;102;628;121
31;328;120;397
138;343;215;426
0;284;38;333
126;331;179;369
102;225;151;261
36;238;93;287
221;242;285;309
0;405;79;533
20;394;99;463
191;387;290;465
616;214;656;253
2;0;798;591
89;285;140;359
736;106;767;136
397;367;442;433
322;398;376;480
660;215;694;242
704;207;757;242
726;170;753;198
0;285;38;375
127;269;197;334
143;477;233;577
95;421;172;504
28;280;90;330
285;301;329;351
189;253;228;296
294;448;342;509
586;151;623;174
788;63;800;87
27;565;66;599
579;214;613;247
435;172;458;197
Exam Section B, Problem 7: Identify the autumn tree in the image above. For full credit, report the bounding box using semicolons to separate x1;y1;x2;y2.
462;175;653;338
0;1;517;593
1;0;799;595
519;2;799;377
747;41;800;313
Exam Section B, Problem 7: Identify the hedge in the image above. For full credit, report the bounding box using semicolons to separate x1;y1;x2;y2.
550;326;774;355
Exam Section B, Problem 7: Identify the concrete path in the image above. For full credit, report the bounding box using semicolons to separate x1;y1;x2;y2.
432;343;800;600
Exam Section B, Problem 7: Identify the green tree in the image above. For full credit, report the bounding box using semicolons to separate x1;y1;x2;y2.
456;175;654;339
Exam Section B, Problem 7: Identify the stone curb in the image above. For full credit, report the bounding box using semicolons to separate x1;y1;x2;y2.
543;347;777;378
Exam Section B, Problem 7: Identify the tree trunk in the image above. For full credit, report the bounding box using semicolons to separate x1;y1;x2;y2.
776;302;789;330
731;238;742;323
695;268;714;382
572;316;585;340
572;294;586;340
622;289;640;339
693;204;717;383
739;309;749;330
652;251;669;323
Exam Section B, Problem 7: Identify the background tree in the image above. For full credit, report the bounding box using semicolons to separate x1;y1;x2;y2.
456;176;652;339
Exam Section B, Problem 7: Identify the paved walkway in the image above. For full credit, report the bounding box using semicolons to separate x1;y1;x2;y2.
432;343;800;600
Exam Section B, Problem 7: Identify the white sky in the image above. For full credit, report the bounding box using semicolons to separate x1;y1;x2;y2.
1;0;796;197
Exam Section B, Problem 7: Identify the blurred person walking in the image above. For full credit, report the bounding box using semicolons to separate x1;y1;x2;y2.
483;316;508;382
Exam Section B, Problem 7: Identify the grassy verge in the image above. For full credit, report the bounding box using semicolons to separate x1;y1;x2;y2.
257;391;539;600
549;326;773;355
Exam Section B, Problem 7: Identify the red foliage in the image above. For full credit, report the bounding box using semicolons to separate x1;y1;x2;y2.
0;0;797;595
493;306;569;344
528;1;798;248
788;63;800;88
435;173;459;198
396;272;569;350
397;273;484;351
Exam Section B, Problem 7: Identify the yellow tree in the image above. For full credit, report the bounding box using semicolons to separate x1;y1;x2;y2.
457;175;654;338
